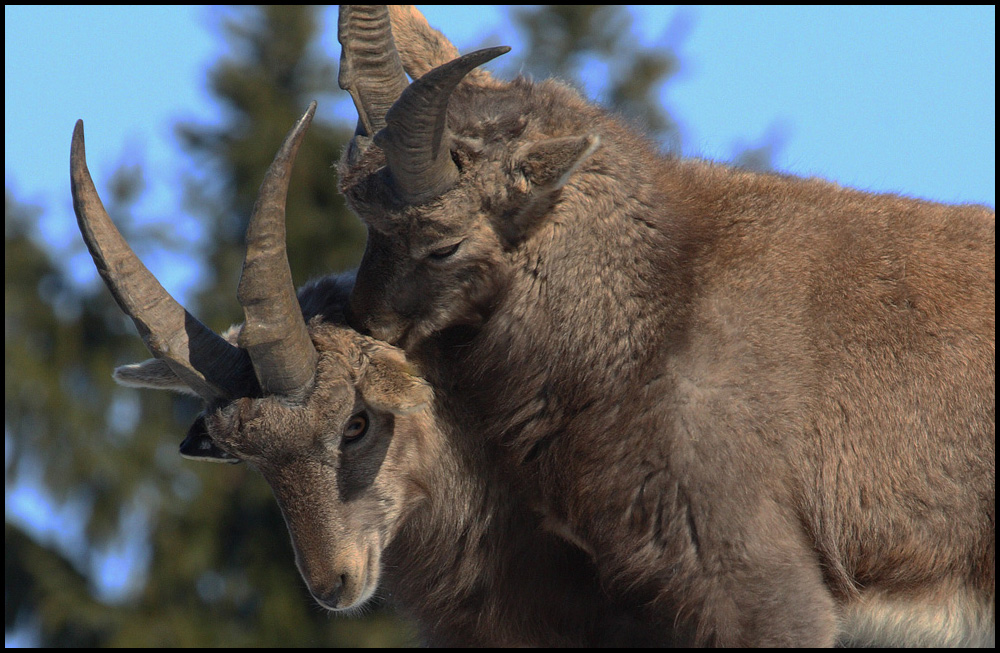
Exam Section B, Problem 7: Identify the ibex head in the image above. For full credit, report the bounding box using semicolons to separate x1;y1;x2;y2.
338;6;601;346
71;104;433;611
185;323;433;612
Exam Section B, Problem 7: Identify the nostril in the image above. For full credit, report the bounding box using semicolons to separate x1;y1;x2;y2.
313;575;346;610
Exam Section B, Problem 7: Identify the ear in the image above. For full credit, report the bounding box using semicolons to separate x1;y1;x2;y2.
358;344;433;415
503;134;601;245
520;134;600;190
387;5;505;90
179;416;241;464
387;5;460;78
113;358;200;396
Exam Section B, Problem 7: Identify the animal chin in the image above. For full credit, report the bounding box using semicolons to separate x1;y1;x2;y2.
374;305;485;350
364;319;409;348
318;546;381;613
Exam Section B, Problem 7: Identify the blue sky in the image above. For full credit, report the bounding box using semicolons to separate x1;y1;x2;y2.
3;4;997;633
6;6;994;287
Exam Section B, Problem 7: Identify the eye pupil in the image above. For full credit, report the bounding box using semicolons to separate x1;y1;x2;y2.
344;413;369;440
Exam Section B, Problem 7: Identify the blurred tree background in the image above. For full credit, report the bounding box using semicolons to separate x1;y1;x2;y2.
5;5;778;646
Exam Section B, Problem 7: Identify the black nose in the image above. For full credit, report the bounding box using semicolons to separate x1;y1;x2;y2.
311;575;346;610
179;415;240;464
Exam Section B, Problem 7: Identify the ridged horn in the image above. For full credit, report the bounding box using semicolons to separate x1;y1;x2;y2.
375;46;510;204
70;120;259;401
236;102;318;398
338;5;409;140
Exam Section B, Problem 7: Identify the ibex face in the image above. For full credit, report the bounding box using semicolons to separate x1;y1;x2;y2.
197;324;433;611
338;7;600;346
347;178;514;347
71;103;432;612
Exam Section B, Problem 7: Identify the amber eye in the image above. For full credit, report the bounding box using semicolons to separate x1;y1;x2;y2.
343;412;369;441
427;241;461;261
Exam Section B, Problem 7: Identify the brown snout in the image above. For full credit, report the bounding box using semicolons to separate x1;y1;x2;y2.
306;573;346;610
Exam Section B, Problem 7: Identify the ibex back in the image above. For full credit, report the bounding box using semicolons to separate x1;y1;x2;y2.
340;5;995;646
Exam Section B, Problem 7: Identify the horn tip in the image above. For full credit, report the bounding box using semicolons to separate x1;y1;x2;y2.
70;120;91;184
480;45;512;60
71;120;86;155
297;101;317;131
490;45;512;61
460;45;511;70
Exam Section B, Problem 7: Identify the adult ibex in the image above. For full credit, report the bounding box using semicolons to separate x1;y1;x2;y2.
340;5;995;646
71;105;662;646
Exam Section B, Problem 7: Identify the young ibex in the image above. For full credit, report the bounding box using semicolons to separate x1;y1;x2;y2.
340;6;995;646
70;105;662;646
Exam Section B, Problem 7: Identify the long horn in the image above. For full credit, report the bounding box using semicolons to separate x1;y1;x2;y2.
338;5;409;141
236;103;318;398
375;46;510;204
71;121;258;401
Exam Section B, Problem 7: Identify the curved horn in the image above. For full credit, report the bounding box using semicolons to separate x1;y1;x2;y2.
338;5;409;140
375;46;510;204
237;103;318;398
70;121;258;401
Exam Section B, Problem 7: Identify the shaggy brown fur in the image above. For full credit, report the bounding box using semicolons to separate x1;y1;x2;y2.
343;5;995;646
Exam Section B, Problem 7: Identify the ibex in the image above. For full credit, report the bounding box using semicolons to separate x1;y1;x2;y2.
71;105;664;646
340;5;995;647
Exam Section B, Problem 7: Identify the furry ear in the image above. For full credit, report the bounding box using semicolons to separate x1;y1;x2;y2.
113;358;200;396
520;134;600;190
358;344;433;415
179;415;241;464
387;5;505;89
387;5;459;78
502;134;601;245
